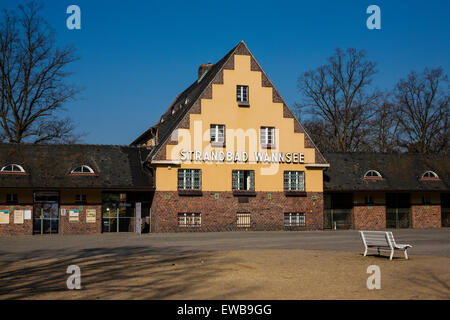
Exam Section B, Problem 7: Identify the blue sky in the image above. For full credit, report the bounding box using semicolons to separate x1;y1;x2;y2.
1;0;449;145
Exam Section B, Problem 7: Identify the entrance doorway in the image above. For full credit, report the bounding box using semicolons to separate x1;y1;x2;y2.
102;193;135;233
102;204;135;232
324;193;353;229
386;193;410;228
33;192;59;235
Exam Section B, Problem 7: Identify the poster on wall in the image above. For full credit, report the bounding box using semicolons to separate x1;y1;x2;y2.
24;210;32;220
86;209;96;223
0;210;9;224
14;210;24;224
69;209;79;222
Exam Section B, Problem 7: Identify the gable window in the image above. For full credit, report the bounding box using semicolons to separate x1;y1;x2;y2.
178;169;201;190
236;85;249;105
284;171;305;191
232;170;254;191
260;127;275;148
422;171;439;179
1;164;26;174
71;165;95;175
75;194;87;204
6;194;18;204
210;124;225;146
284;213;305;227
178;213;201;227
364;170;382;179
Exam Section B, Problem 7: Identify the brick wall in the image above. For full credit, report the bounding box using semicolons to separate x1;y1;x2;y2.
411;205;441;229
59;205;102;235
150;191;323;232
0;205;33;236
353;205;386;230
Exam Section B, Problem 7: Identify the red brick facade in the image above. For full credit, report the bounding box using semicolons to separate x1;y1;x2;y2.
0;205;33;236
352;205;386;230
411;205;441;229
150;191;324;232
59;205;102;235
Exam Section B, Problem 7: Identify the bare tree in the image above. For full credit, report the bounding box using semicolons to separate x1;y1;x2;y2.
394;67;449;154
368;95;401;153
296;48;381;152
0;2;80;144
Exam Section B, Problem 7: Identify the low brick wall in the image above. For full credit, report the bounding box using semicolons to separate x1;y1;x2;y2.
60;205;102;235
353;205;386;230
150;191;324;232
411;205;441;229
0;205;33;236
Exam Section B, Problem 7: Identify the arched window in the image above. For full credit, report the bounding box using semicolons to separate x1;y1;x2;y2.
1;164;26;173
422;171;439;179
71;165;95;174
364;170;382;178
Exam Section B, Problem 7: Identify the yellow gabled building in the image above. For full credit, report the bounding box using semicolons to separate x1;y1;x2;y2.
132;41;329;232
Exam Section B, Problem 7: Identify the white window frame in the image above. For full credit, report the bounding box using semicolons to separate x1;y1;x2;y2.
284;171;305;191
178;213;201;227
210;124;225;144
236;212;251;228
364;170;382;178
284;212;305;227
1;164;25;173
236;85;248;103
233;170;254;191
71;165;95;174
260;127;275;147
422;171;439;179
178;169;201;190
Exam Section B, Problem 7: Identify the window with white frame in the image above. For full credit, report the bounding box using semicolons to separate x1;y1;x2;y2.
236;212;251;228
178;169;201;190
232;170;255;191
422;171;439;179
210;124;225;144
71;165;95;174
284;171;305;191
364;170;382;178
260;127;275;147
1;164;25;173
178;213;201;227
284;213;305;227
236;85;248;103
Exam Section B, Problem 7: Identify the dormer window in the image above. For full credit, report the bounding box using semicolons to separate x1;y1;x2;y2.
421;171;439;179
0;164;26;174
71;165;95;175
237;85;249;106
364;170;382;179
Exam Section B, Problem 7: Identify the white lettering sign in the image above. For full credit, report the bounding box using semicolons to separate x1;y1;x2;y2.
179;150;304;164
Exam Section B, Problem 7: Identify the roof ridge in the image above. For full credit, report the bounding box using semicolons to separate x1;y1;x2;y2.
144;41;242;161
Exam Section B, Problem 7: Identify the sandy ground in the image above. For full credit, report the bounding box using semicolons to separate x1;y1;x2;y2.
0;249;449;300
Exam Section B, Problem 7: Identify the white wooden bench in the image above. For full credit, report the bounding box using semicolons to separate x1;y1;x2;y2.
359;231;412;260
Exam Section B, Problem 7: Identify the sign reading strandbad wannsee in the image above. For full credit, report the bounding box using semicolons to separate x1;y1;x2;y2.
180;150;305;164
